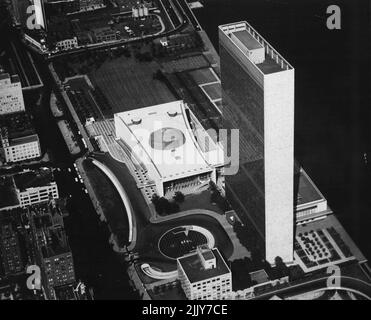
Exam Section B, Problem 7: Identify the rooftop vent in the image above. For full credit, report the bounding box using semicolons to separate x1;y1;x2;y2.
197;245;216;270
131;118;142;125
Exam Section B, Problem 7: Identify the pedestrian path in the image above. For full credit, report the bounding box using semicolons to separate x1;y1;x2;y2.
86;119;158;202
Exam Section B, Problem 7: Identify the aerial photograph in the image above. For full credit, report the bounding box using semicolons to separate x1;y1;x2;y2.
0;0;370;306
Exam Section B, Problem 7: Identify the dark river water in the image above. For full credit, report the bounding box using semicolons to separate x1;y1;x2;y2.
194;0;371;259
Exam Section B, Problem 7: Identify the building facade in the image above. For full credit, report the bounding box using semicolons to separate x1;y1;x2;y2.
0;222;23;276
56;37;78;51
177;247;232;300
29;202;75;299
219;22;295;264
79;0;104;11
93;27;118;43
1;133;41;163
17;182;59;207
46;0;80;15
43;252;75;290
0;73;25;115
294;165;332;224
13;170;59;207
0;112;42;164
114;101;225;198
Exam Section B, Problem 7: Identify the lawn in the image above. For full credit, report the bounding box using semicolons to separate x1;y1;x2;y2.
179;190;225;215
201;82;222;101
189;67;218;85
82;159;129;246
89;56;176;113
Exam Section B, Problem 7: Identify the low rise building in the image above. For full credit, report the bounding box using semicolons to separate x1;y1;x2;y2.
0;112;41;164
0;168;59;210
28;202;75;299
0;218;24;276
56;37;78;51
177;246;232;300
0;72;25;115
45;0;80;14
92;27;118;43
79;0;104;11
13;169;59;207
115;100;225;198
295;164;332;224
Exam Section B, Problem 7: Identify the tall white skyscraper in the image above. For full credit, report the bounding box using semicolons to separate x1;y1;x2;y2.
219;22;295;264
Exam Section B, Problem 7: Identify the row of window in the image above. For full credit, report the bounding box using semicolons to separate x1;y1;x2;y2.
5;143;40;162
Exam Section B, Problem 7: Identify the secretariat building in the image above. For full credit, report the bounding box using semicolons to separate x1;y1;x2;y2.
219;22;295;264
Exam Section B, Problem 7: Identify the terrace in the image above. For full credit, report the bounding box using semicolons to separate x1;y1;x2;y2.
294;217;357;273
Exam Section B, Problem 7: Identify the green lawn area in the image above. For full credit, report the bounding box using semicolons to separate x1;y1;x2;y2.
189;67;218;85
89;56;176;113
178;190;225;215
202;82;222;100
82;159;129;246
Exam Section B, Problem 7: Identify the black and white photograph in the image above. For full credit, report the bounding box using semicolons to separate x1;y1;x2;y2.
0;0;370;307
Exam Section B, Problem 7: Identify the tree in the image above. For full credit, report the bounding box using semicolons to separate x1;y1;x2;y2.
210;191;219;204
173;191;185;203
273;256;289;279
151;194;163;215
151;194;180;215
151;194;160;204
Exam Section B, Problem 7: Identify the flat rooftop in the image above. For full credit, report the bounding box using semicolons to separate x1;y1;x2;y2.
9;134;39;146
115;100;223;181
29;203;70;257
233;30;263;50
178;248;230;284
219;21;293;75
0;176;19;209
0;73;20;84
201;249;215;261
0;112;35;140
13;168;55;191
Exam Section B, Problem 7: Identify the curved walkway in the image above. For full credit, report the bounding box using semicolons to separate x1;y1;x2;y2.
90;158;136;245
141;263;178;280
158;225;216;260
151;209;250;261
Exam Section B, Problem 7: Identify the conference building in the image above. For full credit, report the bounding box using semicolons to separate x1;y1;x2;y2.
219;22;295;264
114;100;225;198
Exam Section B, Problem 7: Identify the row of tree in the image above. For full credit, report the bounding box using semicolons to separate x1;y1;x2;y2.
151;191;185;216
